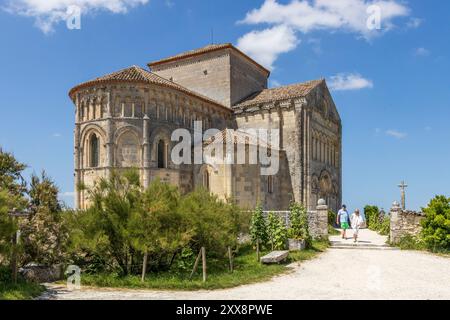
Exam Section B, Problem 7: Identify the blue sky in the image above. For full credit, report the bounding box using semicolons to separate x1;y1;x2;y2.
0;0;448;211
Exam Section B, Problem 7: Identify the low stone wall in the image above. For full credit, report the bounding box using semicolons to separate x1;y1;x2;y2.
262;199;329;240
390;202;425;244
19;264;64;283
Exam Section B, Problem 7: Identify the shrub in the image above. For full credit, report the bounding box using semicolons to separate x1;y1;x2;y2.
397;234;424;251
378;217;390;236
179;188;242;258
267;212;288;250
288;203;311;248
328;210;337;228
249;205;268;247
421;195;450;252
364;205;379;230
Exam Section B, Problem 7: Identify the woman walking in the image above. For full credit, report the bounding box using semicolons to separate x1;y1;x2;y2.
351;209;364;243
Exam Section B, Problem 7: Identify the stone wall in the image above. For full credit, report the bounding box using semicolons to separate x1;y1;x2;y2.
150;48;268;107
390;201;425;244
309;199;329;239
262;199;329;240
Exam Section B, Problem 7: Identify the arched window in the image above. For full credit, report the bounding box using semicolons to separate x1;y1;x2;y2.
90;134;99;168
203;170;210;191
157;140;167;169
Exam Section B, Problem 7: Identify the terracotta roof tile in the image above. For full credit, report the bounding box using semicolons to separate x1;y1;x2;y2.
234;79;325;108
150;44;231;65
68;66;230;111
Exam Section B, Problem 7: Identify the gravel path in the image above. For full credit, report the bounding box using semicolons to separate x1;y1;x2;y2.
40;230;450;300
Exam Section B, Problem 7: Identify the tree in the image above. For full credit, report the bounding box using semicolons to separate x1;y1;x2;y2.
129;179;191;281
249;205;268;248
0;149;27;266
421;195;450;251
68;169;142;275
0;148;27;196
21;172;68;265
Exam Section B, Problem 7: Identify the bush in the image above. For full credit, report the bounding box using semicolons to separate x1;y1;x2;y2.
288;203;311;248
364;205;379;230
397;234;425;251
249;205;268;248
378;217;390;236
328;210;337;228
178;188;242;258
267;212;288;250
421;195;450;252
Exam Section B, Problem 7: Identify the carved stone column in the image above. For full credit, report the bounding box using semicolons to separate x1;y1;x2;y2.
142;115;151;188
105;92;114;174
74;94;82;209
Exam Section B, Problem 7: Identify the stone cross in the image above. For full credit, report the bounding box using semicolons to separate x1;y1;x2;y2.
398;181;408;210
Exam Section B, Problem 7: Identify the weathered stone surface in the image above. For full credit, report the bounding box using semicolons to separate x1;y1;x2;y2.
288;239;306;251
19;264;63;283
390;202;425;244
69;43;342;220
308;200;329;239
261;251;289;264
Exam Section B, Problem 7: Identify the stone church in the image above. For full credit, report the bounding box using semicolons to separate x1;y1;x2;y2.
69;43;342;212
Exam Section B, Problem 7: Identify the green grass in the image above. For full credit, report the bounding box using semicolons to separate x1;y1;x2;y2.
0;266;46;300
0;281;45;300
328;225;340;236
80;240;329;291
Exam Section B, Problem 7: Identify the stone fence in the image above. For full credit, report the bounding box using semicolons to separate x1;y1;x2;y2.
262;199;329;239
390;201;425;244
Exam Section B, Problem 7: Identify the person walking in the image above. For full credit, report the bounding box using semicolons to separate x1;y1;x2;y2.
337;205;350;239
351;209;364;243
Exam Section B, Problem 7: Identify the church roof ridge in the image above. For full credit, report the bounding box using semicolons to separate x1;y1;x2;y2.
68;65;231;111
147;43;270;76
233;79;326;108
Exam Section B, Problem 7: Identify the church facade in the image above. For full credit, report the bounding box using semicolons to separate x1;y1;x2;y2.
69;43;342;212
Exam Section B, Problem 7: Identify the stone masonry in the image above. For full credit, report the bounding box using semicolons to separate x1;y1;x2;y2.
69;43;342;214
390;201;425;244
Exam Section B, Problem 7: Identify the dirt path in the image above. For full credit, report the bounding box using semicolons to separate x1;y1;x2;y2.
39;230;450;300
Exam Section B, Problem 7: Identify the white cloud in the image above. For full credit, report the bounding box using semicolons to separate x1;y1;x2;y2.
237;25;299;70
3;0;149;33
406;17;422;29
328;73;373;91
414;47;430;57
237;0;412;67
385;129;407;139
240;0;410;36
52;133;62;138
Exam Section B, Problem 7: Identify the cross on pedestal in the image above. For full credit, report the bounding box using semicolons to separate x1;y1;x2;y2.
398;181;408;210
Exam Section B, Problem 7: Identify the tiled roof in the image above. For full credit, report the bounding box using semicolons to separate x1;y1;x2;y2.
234;79;325;108
68;66;230;110
148;43;270;75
